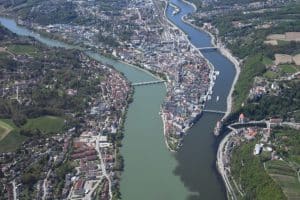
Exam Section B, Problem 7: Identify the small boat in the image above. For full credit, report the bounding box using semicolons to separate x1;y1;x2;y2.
172;8;180;15
216;96;219;102
214;121;222;136
207;95;211;100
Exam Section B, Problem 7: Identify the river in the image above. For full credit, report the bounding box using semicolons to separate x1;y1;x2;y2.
0;16;189;200
0;0;236;198
166;0;236;199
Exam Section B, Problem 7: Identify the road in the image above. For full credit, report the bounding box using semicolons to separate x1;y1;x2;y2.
42;170;51;200
12;180;17;200
216;131;237;200
83;179;102;200
95;136;113;200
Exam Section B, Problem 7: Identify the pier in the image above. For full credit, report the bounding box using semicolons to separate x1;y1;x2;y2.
132;80;165;86
203;109;226;114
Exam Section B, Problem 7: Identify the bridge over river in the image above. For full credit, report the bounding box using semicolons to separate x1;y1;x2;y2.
198;47;218;51
203;109;226;114
132;80;165;86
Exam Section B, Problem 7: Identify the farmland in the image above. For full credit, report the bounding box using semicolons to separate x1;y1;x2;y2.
266;160;300;200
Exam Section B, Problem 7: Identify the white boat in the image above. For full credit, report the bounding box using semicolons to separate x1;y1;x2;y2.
172;8;180;15
216;96;219;102
214;121;222;136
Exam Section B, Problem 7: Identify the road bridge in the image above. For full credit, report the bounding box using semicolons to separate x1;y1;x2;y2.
132;80;165;86
203;109;226;114
198;47;218;51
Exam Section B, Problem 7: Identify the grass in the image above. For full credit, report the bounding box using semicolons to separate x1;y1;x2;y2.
266;160;300;200
0;51;10;59
277;40;291;46
273;127;300;165
0;116;64;153
0;128;27;153
263;70;279;79
279;64;298;73
262;56;274;66
7;44;40;57
23;116;65;133
0;120;14;141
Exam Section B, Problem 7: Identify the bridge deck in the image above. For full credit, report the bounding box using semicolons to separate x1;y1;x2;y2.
132;80;165;86
203;109;226;114
198;47;218;50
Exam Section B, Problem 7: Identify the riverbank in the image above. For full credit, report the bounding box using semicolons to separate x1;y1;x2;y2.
181;15;241;122
0;12;193;200
216;129;237;200
160;112;177;153
169;0;242;197
161;0;219;151
181;0;197;11
218;46;240;121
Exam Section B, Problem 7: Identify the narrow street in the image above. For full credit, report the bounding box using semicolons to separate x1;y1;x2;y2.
95;136;113;200
12;180;17;200
42;170;51;200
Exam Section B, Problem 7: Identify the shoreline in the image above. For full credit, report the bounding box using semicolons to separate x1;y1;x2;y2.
0;15;165;86
165;0;242;197
216;130;237;200
181;14;241;121
160;111;177;153
181;16;240;119
181;0;197;11
185;12;241;200
162;0;217;151
117;59;165;82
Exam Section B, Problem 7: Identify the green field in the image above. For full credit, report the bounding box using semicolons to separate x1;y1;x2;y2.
0;120;14;140
263;56;274;66
0;116;64;153
0;119;25;152
263;70;280;79
7;44;40;57
266;160;300;200
279;64;299;74
23;116;65;133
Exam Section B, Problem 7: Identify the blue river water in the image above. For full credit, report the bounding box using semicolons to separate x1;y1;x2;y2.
167;0;236;199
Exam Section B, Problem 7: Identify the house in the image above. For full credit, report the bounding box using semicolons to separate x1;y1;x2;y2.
74;179;85;196
254;144;263;155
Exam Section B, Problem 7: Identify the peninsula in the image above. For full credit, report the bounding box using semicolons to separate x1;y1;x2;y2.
0;0;219;151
